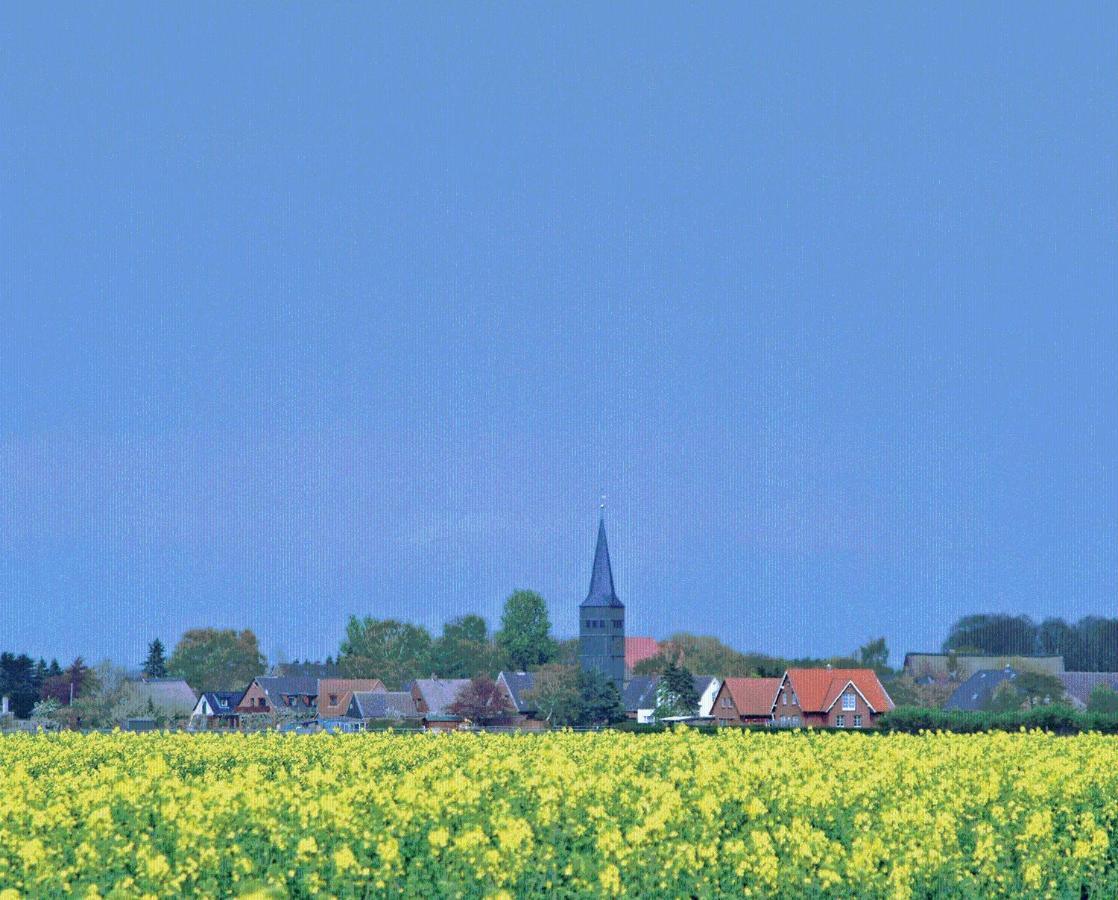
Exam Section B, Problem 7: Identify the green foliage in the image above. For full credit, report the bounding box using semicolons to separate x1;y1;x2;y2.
495;590;557;671
338;617;432;689
632;633;786;679
0;652;43;718
523;664;625;726
523;664;581;725
877;704;1116;734
941;613;1118;671
1087;684;1118;715
142;638;167;679
576;668;626;725
168;629;266;693
428;615;496;679
857;637;890;672
653;658;700;720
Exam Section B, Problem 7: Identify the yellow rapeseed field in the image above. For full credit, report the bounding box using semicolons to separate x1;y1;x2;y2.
0;729;1115;898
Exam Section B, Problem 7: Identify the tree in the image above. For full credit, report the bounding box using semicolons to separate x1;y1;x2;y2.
576;668;626;726
41;658;95;706
447;676;512;724
338;617;432;689
942;614;1038;656
429;615;496;679
0;652;42;718
167;629;266;693
524;664;583;725
632;633;786;678
857;638;890;673
143;638;167;679
1013;671;1066;708
495;590;557;671
652;658;701;721
1087;684;1118;715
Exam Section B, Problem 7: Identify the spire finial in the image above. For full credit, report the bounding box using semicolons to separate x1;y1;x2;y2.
599;492;606;512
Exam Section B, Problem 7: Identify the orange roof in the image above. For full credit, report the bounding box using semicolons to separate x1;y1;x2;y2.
785;668;894;713
722;677;782;716
625;637;661;670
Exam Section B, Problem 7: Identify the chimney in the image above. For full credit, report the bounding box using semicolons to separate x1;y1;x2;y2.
825;664;833;670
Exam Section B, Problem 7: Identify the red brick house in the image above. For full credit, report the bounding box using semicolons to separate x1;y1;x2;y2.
235;677;318;716
317;679;386;718
711;677;782;726
773;667;894;728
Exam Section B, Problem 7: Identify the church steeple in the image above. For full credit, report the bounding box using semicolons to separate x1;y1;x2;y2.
578;511;626;690
582;517;622;608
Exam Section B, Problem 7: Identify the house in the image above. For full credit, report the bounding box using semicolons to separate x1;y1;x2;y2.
346;690;421;725
622;674;721;724
625;637;661;673
236;676;318;717
773;668;894;728
1058;672;1118;710
711;677;782;726
944;668;1018;711
411;677;472;731
493;671;549;730
317;679;386;719
122;678;199;721
903;652;1064;681
190;690;244;729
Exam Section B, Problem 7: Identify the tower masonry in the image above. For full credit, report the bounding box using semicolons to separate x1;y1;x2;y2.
578;516;625;690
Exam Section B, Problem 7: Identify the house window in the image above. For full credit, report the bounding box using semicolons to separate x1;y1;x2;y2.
781;691;787;705
722;696;732;708
329;694;338;706
842;692;856;711
854;715;863;728
257;697;265;708
792;716;800;727
613;620;622;629
836;715;846;728
790;693;798;706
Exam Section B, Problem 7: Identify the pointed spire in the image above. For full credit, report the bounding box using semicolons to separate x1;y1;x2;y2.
582;515;622;607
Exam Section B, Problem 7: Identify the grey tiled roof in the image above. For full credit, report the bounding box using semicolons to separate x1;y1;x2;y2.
201;691;243;714
623;676;657;712
351;691;419;719
944;669;1017;711
581;518;623;608
498;672;536;713
623;675;716;713
125;679;198;716
413;678;471;716
1058;672;1118;709
258;676;318;698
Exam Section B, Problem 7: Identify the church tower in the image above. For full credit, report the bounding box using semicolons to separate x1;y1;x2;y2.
578;516;625;690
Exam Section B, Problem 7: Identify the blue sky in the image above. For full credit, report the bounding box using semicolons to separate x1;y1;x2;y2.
2;5;1115;667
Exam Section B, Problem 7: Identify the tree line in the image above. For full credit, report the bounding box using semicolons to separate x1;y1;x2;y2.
941;614;1118;671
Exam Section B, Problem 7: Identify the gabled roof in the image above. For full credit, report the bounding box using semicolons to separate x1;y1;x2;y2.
318;678;385;696
350;691;419;719
721;677;782;717
625;637;661;671
125;679;198;715
497;672;536;713
1058;672;1118;709
784;668;894;714
581;517;622;608
622;676;658;712
412;678;471;716
255;677;318;706
199;691;243;714
622;675;717;713
944;668;1017;711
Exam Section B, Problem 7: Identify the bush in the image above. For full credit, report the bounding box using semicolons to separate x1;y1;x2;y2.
878;704;1118;735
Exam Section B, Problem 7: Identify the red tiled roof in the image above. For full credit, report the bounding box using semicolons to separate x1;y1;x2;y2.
625;637;661;671
785;668;894;713
722;677;782;717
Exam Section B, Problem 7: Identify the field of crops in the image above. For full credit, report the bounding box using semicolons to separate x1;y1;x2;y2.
1;729;1116;898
